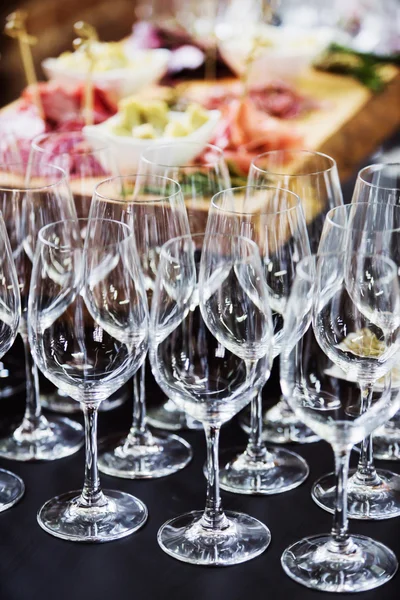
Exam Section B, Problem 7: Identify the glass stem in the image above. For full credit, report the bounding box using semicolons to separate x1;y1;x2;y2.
80;403;106;508
201;424;228;531
330;448;352;552
19;335;48;431
246;388;269;461
126;360;152;446
355;382;380;486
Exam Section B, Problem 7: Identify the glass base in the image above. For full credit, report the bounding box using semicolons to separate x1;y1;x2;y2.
98;431;192;479
158;510;271;566
0;468;24;512
240;400;319;444
0;416;84;461
281;534;397;592
146;399;202;431
37;489;148;543
40;387;127;414
217;446;309;495
312;468;400;520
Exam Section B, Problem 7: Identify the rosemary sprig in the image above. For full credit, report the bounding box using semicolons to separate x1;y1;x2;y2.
315;43;399;92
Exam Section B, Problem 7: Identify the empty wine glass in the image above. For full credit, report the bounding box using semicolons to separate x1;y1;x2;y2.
150;232;274;565
205;184;310;495
29;218;149;542
29;131;125;414
139;142;230;431
315;201;400;519
0;162;84;461
30;131;117;218
248;149;343;443
89;174;193;479
280;253;400;592
0;211;24;510
353;163;400;460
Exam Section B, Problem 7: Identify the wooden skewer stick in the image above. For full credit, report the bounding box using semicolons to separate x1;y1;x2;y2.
241;0;279;97
5;11;44;119
73;21;99;127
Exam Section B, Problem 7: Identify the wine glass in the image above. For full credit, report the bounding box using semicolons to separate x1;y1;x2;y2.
89;174;193;479
29;131;124;414
150;232;274;565
0;162;84;461
139;142;230;431
0;211;24;510
315;201;400;519
248;149;343;443
280;253;400;592
29;218;149;542
205;184;310;494
353;163;400;460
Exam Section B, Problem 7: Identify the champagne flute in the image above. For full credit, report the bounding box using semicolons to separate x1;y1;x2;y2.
0;211;24;510
89;174;193;479
139;142;230;431
29;131;125;414
151;232;274;565
29;218;148;542
0;162;84;461
205;184;310;494
353;163;400;460
248;149;343;443
280;253;400;592
315;201;400;519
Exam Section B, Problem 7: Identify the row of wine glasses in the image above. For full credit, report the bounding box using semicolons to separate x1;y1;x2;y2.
0;142;344;460
0;152;399;592
1;147;399;505
0;146;399;494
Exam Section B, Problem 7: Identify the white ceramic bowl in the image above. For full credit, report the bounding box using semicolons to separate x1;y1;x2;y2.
217;24;334;87
83;109;221;173
42;48;171;99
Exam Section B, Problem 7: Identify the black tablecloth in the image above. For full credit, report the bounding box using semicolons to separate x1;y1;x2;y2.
0;356;399;600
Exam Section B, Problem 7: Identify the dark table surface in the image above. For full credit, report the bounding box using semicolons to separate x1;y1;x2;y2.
1;360;400;600
0;132;399;600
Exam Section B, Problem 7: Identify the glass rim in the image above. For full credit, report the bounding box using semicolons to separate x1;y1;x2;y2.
358;163;400;193
37;217;133;250
211;184;302;216
325;202;400;234
31;131;110;155
140;142;225;169
160;232;260;262
250;149;337;177
0;162;67;192
94;173;183;204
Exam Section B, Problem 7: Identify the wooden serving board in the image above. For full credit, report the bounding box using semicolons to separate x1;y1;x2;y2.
294;66;400;180
2;66;399;186
165;66;400;182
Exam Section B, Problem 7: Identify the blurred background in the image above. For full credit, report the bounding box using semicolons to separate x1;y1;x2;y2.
0;0;399;106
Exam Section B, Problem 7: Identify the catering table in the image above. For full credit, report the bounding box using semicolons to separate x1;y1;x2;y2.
0;127;399;600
